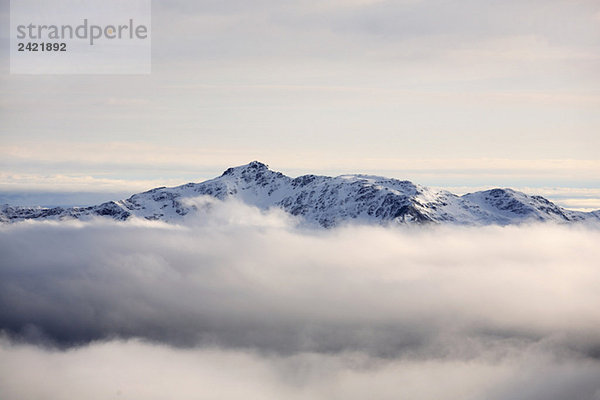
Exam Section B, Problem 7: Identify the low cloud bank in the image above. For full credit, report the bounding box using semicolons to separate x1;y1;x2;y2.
1;199;600;398
1;338;600;400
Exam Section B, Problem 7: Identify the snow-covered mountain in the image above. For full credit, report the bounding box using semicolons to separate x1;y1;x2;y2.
2;161;599;227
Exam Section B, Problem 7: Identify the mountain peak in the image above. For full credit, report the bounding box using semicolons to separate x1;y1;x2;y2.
247;160;269;170
222;161;270;176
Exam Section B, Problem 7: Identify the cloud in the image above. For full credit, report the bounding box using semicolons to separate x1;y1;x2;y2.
0;201;599;349
2;142;600;191
1;335;600;400
0;171;177;193
1;200;600;397
553;198;600;212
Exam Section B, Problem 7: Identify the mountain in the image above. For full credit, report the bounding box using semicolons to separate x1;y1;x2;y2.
1;161;599;227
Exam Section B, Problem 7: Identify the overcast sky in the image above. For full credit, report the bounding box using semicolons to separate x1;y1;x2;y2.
0;0;599;206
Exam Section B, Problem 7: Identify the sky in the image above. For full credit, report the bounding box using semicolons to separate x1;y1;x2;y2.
0;0;599;208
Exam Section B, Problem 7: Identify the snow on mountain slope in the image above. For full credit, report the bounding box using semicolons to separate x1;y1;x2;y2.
462;188;588;224
1;161;599;227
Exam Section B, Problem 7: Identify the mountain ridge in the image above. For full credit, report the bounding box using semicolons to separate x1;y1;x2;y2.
2;161;599;227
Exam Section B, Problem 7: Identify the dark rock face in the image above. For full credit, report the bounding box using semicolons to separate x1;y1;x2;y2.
92;202;131;220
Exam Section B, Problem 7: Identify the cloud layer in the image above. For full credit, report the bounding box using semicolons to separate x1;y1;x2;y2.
1;200;600;398
2;338;600;400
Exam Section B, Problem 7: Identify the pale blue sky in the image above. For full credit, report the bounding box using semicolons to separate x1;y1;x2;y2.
0;0;599;208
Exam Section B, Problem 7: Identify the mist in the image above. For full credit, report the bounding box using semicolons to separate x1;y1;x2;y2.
1;198;600;398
